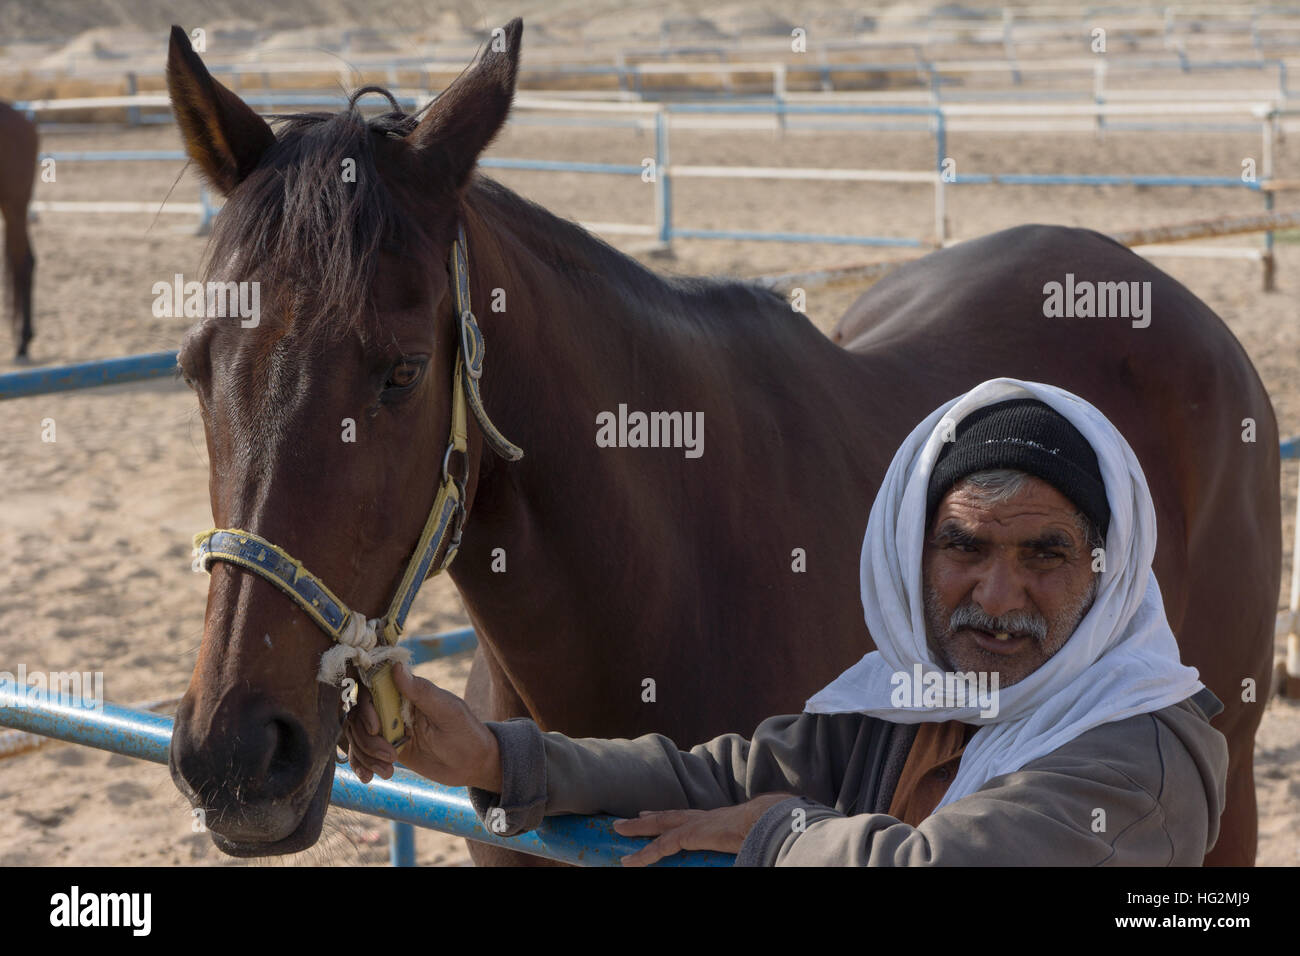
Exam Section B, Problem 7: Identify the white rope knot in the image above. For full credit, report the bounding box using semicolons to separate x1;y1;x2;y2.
317;612;412;719
338;612;380;650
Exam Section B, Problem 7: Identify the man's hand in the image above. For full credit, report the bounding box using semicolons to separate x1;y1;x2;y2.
342;661;502;792
613;792;796;866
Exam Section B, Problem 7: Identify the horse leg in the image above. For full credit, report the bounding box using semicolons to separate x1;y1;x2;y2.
4;214;34;358
1181;508;1274;867
14;246;34;359
461;642;569;867
1204;743;1258;867
1196;608;1268;868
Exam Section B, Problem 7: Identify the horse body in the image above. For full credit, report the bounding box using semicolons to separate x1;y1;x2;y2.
0;102;37;358
163;20;1277;866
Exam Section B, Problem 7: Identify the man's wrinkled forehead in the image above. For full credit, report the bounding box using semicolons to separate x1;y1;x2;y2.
927;479;1091;550
930;515;1084;552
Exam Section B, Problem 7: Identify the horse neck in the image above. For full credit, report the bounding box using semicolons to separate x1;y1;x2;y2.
455;177;805;487
446;179;869;687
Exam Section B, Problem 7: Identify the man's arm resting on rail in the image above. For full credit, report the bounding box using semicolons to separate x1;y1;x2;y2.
466;709;867;837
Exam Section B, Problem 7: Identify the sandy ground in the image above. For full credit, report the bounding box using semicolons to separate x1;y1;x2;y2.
1;38;1299;866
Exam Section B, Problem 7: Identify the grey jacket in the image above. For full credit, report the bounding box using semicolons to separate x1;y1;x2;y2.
467;686;1227;865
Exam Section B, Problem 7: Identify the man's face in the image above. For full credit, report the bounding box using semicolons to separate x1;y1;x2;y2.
922;475;1099;688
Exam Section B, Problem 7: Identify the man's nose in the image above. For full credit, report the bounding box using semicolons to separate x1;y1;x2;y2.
971;556;1029;619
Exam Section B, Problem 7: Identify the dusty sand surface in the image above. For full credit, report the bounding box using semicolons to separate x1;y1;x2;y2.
1;13;1298;867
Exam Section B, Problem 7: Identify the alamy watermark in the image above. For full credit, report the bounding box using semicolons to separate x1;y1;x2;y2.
1;665;104;711
1042;273;1151;328
49;886;150;936
152;274;260;328
596;404;704;459
891;663;1000;718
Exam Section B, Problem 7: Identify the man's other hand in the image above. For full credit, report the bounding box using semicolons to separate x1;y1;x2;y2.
613;792;795;865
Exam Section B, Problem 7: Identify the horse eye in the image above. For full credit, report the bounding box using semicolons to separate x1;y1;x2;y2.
384;359;424;391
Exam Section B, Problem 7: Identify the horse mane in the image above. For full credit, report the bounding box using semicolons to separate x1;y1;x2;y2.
204;86;788;345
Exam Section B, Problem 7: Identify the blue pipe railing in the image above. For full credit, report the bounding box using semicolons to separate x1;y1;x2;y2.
0;678;733;867
405;626;479;664
0;351;179;400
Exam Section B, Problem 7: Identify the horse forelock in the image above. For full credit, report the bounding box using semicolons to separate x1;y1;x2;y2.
202;90;435;350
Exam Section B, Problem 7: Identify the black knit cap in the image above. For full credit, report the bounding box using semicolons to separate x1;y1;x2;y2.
926;398;1110;537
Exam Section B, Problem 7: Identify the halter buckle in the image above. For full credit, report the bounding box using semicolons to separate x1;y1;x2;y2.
458;310;485;381
442;442;468;485
448;475;468;547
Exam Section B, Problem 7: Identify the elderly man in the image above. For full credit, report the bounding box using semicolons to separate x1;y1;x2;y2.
346;378;1228;866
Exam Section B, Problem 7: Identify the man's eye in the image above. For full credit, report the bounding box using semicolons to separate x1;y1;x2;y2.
1033;551;1065;562
385;360;424;391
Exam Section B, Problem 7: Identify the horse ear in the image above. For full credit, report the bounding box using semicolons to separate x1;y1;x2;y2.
166;25;274;196
407;18;522;193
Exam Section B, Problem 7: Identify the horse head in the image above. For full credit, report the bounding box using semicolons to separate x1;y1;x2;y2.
166;20;522;856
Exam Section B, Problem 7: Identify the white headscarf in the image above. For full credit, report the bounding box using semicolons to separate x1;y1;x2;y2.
803;377;1203;810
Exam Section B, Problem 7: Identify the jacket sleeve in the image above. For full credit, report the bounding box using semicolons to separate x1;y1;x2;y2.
466;711;868;837
736;706;1227;866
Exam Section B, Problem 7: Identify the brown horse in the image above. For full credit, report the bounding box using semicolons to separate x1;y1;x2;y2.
165;20;1278;865
0;102;37;359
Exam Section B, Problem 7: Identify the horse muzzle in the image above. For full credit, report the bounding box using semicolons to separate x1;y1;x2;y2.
168;688;338;855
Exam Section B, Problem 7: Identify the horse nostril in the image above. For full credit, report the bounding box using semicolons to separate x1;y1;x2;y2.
172;697;317;803
169;688;334;847
264;715;310;791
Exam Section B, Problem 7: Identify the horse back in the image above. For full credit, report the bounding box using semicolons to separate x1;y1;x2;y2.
836;222;1280;743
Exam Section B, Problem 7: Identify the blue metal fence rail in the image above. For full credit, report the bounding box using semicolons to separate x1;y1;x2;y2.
0;351;180;399
406;626;479;664
0;675;734;867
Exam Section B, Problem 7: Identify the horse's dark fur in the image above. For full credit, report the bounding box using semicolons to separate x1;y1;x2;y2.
0;101;37;358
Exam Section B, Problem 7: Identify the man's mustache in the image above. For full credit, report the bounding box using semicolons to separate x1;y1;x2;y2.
948;602;1048;643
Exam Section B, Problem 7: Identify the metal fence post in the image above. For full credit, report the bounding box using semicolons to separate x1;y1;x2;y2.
655;107;672;251
389;821;416;866
198;185;215;235
125;72;140;127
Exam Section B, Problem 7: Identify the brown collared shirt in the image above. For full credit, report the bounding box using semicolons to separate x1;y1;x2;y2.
887;720;980;826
